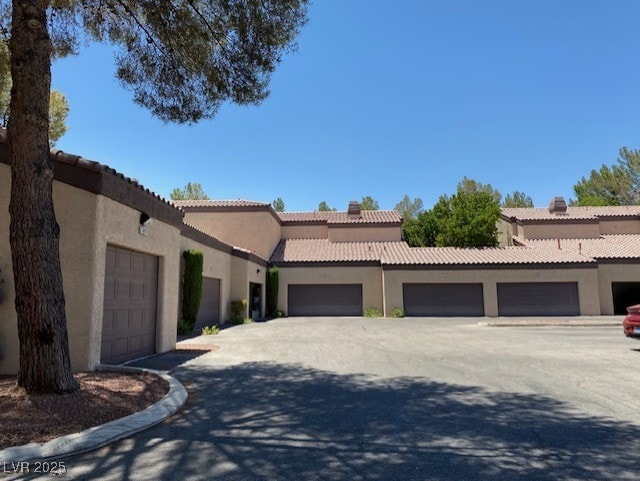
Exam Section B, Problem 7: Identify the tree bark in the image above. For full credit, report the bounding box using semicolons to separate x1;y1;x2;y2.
8;0;77;393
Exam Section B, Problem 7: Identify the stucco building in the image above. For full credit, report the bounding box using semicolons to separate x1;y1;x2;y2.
1;138;639;374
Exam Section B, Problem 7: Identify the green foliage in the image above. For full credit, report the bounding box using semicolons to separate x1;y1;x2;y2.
272;197;285;212
318;201;336;211
266;267;279;317
230;299;248;324
0;41;69;146
436;191;501;247
360;196;380;211
170;182;210;201
243;318;254;324
394;195;424;220
502;191;534;208
201;325;220;335
20;1;309;123
276;309;287;318
572;147;640;206
457;177;502;204
181;250;204;332
390;308;405;318
364;307;382;318
403;185;501;248
177;318;193;336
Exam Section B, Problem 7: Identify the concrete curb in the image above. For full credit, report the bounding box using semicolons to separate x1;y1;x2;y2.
0;366;188;464
478;317;622;327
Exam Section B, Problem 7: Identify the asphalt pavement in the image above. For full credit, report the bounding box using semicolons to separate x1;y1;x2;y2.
4;316;640;481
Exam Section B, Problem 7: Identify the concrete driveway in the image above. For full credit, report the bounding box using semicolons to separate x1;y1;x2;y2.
17;317;640;480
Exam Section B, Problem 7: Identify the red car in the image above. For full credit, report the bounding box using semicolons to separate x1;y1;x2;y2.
623;305;640;339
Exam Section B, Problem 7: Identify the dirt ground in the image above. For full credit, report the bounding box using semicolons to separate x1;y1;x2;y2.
0;371;169;450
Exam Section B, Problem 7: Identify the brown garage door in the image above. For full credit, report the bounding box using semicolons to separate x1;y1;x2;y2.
403;283;485;317
101;246;158;364
195;277;221;330
497;282;580;316
288;284;362;316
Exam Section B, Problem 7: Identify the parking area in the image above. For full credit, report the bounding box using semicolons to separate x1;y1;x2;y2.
33;317;640;481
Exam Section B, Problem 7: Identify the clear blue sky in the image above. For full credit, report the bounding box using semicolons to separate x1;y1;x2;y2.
52;0;640;212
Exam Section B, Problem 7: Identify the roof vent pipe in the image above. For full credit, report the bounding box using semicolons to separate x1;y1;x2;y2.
549;196;568;215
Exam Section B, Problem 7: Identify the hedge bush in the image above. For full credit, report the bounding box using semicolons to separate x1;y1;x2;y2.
266;267;279;317
230;299;248;324
181;249;204;333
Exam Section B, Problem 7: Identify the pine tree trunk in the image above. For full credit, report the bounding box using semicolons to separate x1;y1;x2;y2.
8;0;77;393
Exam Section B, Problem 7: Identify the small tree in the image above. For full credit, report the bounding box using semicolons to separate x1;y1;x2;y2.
360;196;379;211
181;250;204;332
318;201;336;211
171;182;210;201
272;197;285;212
502;191;534;208
394;195;424;220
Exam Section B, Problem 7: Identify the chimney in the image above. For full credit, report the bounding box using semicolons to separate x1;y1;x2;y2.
347;201;361;218
548;196;568;215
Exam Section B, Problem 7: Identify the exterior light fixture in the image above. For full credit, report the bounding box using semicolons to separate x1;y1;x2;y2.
140;212;154;226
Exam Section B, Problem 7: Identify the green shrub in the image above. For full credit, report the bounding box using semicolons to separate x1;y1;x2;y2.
364;307;382;318
177;318;193;336
230;299;248;324
181;249;204;332
390;307;405;318
276;309;286;318
243;317;254;324
266;267;279;317
201;325;220;335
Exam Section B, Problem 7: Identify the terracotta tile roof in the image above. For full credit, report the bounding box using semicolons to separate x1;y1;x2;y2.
521;235;640;260
172;199;271;208
270;239;407;264
279;210;402;224
380;245;593;266
271;239;594;266
502;206;640;221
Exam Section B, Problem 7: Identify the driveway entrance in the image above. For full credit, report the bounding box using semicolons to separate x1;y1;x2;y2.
54;317;640;481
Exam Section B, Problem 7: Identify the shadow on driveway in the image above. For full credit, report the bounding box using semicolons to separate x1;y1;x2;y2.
55;362;640;481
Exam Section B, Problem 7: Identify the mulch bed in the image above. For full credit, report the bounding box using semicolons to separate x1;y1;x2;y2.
0;371;169;450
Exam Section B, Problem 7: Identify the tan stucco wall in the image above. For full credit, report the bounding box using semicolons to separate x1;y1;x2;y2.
180;237;233;322
382;266;601;317
599;219;640;235
596;263;640;315
328;226;402;242
93;195;182;368
0;167;101;374
229;256;266;319
277;266;383;315
282;224;328;239
183;211;281;259
522;222;600;240
497;219;514;246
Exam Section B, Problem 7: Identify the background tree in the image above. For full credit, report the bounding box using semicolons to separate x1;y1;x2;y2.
360;196;380;211
272;197;285;212
572;147;640;205
0;41;69;146
170;182;209;201
502;191;534;208
457;176;502;204
436;191;501;247
317;201;336;211
403;186;501;248
394;195;423;220
3;0;308;394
